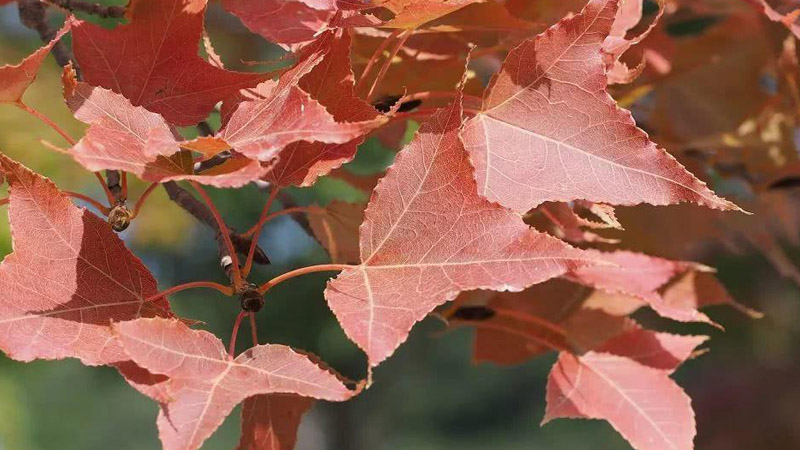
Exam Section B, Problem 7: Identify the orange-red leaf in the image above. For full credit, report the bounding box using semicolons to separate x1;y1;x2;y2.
217;33;383;164
544;352;696;450
114;318;353;450
308;201;364;264
324;97;599;366
461;280;633;365
0;19;71;104
462;0;738;213
65;78;267;187
72;0;266;126
597;329;707;374
375;0;483;28
0;155;172;366
569;250;717;324
265;30;379;186
237;395;314;450
223;0;370;47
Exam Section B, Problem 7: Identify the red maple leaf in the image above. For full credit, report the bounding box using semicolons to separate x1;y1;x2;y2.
324;96;600;367
113;318;354;450
72;0;266;126
265;30;379;187
237;394;314;450
64;71;268;188
544;347;699;450
0;154;172;366
214;32;383;163
223;0;371;48
568;250;717;324
375;0;483;28
0;19;71;104
456;280;634;365
461;0;738;213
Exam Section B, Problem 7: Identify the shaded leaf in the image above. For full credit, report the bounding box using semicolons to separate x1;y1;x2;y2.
237;395;314;450
223;0;371;48
597;328;708;374
217;33;383;164
460;280;633;365
308;201;364;264
72;0;266;125
265;30;379;187
569;250;716;324
0;154;172;366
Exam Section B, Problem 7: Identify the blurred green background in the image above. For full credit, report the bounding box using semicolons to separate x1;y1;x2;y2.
2;2;800;450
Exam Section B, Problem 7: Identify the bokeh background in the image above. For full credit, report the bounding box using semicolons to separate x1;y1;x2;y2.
2;1;800;449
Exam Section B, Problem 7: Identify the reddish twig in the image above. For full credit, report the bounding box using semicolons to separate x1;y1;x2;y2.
93;172;115;205
15;102;76;146
143;281;234;304
131;182;160;218
190;181;244;290
121;172;128;203
229;311;247;358
16;102;115;202
242;206;320;238
65;191;110;214
367;30;412;101
356;29;402;93
249;313;259;346
242;186;279;277
258;264;353;294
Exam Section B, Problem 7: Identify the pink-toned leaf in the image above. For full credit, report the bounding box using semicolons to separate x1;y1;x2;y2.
375;0;483;28
0;19;71;104
237;395;314;450
218;80;381;162
597;328;707;374
747;0;800;38
461;0;738;213
458;280;633;365
533;202;620;244
0;154;172;366
113;318;353;450
265;30;379;187
544;352;696;450
570;250;695;301
662;270;763;319
223;0;367;47
72;0;266;126
569;250;718;324
64;75;268;188
114;360;172;404
324;97;600;367
602;0;664;84
583;289;647;316
308;201;364;264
